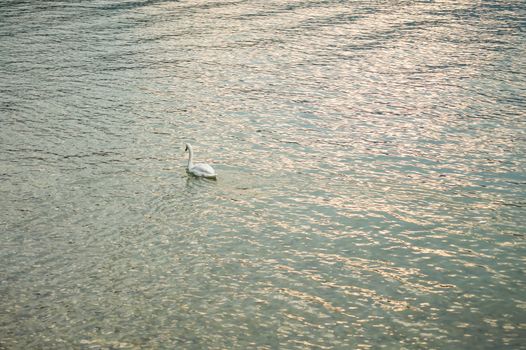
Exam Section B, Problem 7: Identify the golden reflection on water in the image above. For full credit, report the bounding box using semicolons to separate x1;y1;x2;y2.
1;0;525;349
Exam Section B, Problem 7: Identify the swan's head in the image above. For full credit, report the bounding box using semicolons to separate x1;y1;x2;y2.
184;143;192;152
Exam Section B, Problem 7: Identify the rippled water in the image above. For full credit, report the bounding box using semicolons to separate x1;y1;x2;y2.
1;0;525;349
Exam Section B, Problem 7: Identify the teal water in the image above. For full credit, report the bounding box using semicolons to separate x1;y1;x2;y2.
1;1;525;349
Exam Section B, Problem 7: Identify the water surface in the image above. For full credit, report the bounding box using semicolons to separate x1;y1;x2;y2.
1;0;525;349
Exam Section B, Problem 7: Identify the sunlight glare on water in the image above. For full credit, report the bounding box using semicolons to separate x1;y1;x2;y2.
0;0;525;349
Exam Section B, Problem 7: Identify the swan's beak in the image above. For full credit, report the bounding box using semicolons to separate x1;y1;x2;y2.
184;146;188;151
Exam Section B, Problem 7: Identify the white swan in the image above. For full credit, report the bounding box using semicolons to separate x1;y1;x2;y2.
185;143;217;179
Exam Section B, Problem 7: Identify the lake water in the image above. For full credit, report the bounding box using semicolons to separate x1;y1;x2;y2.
1;1;525;349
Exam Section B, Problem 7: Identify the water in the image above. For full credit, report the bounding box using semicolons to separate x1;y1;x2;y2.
1;0;525;348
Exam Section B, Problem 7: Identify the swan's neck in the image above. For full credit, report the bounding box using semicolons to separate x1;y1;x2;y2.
187;148;194;168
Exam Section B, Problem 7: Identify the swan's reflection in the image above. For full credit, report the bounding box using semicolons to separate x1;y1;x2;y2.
184;173;218;192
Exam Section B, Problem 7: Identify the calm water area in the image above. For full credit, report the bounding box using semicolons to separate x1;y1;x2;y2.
1;0;525;349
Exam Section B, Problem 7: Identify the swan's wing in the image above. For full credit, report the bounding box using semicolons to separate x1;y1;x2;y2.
190;163;216;176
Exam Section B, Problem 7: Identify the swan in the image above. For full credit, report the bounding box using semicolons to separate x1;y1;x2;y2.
184;143;217;179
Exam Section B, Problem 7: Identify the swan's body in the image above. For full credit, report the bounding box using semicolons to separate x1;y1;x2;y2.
185;143;217;179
